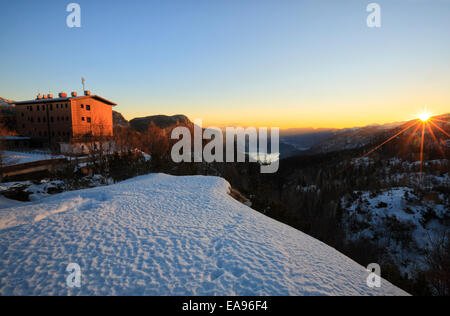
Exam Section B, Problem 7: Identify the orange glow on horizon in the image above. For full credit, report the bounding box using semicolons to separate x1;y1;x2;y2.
122;104;448;130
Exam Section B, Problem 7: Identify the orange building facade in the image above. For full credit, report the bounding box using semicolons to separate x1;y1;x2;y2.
15;91;116;145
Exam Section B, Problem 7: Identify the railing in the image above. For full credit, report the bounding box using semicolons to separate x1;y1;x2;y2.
0;158;68;178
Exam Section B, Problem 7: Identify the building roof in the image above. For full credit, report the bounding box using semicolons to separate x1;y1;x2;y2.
14;95;117;106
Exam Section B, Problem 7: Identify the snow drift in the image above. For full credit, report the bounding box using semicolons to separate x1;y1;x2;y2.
0;174;407;295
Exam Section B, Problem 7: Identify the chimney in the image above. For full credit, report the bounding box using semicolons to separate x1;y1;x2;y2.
43;94;48;99
84;90;91;96
47;93;53;99
59;92;68;98
36;93;42;100
71;91;78;97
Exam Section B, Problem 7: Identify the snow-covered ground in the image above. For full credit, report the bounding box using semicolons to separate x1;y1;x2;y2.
0;196;23;209
0;174;407;295
1;150;64;166
343;187;448;275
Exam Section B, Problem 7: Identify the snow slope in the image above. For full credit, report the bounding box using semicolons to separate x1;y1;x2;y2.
0;174;408;295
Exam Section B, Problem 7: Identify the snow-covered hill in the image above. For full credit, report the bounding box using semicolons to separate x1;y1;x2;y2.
343;185;449;276
0;174;408;295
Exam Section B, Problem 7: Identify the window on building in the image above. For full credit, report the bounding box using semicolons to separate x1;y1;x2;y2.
39;131;42;137
43;117;46;122
51;117;54;123
57;116;59;121
82;117;85;121
37;105;40;111
87;117;91;123
65;104;68;108
81;104;84;109
21;113;24;117
30;106;33;111
86;105;91;111
66;116;69;121
56;104;59;109
50;104;53;110
22;124;25;128
37;117;40;123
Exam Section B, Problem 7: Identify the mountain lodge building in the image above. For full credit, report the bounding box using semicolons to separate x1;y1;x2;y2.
15;91;116;151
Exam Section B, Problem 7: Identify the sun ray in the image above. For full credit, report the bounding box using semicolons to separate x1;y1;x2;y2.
426;122;445;157
356;120;419;162
335;113;446;182
406;121;422;145
429;120;450;138
429;118;448;123
419;122;425;180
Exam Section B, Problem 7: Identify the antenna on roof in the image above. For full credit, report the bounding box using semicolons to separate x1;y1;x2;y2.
82;76;86;92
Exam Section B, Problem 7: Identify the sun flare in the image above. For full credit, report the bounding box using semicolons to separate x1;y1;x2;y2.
418;112;431;122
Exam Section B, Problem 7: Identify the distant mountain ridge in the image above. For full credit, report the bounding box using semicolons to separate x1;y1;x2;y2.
308;114;449;154
0;97;15;105
0;97;16;130
111;111;194;131
0;97;15;115
129;114;193;132
112;110;129;128
111;110;448;156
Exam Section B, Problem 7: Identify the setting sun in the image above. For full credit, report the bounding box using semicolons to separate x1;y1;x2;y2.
418;112;431;122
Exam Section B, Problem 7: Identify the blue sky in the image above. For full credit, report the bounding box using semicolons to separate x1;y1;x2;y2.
1;0;449;128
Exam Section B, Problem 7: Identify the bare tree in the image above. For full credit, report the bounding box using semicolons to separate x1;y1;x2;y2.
142;122;169;159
